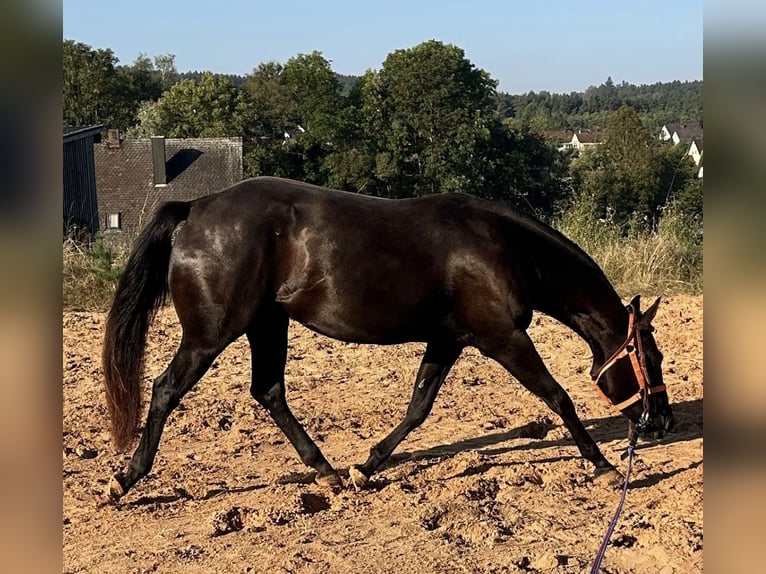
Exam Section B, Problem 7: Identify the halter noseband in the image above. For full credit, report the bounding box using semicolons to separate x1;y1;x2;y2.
591;304;666;413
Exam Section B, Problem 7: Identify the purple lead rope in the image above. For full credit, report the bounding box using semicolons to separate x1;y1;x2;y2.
589;443;636;574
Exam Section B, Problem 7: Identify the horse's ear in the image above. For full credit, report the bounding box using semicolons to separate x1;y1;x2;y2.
640;296;662;327
629;294;641;312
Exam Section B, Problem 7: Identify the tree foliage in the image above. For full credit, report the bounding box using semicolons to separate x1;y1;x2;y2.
240;52;344;181
62;38;702;233
322;40;565;213
498;78;703;134
63;40;173;131
150;73;244;138
568;106;699;229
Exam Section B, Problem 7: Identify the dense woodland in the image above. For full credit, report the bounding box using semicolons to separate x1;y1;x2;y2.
63;39;702;232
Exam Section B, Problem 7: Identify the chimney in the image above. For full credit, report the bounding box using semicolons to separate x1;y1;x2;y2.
106;129;121;149
151;136;167;185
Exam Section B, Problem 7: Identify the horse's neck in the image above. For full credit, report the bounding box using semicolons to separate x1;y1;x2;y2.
545;286;629;376
498;206;630;368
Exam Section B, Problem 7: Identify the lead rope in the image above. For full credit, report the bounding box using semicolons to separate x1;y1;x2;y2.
589;436;637;574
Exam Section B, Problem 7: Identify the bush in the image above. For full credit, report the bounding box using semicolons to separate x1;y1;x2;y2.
553;196;702;296
63;235;127;311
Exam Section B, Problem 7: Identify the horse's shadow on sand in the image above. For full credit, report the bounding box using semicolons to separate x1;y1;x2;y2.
381;397;703;488
122;399;702;505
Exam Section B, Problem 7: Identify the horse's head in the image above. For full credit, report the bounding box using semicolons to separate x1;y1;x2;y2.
593;295;675;439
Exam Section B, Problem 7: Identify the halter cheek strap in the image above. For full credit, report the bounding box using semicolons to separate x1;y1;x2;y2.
591;305;666;413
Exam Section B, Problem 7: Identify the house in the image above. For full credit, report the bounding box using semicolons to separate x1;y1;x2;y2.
94;130;243;245
63;125;103;238
539;130;574;147
659;123;704;179
688;138;703;178
558;130;603;152
659;123;703;146
688;138;703;165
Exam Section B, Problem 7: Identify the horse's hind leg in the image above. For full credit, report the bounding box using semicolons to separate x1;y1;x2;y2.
247;304;341;487
349;339;462;487
479;329;621;484
109;337;223;499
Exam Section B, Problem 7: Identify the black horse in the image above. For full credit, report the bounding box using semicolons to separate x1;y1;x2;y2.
103;176;674;499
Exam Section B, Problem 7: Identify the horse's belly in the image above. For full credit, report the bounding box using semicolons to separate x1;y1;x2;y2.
279;279;432;344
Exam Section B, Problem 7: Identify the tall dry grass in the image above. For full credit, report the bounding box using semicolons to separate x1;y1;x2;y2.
63;236;127;311
554;199;703;296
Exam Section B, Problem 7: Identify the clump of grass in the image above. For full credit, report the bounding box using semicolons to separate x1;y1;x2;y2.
554;198;702;296
63;235;127;311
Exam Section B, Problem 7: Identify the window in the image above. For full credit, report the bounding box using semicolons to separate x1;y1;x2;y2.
105;212;122;230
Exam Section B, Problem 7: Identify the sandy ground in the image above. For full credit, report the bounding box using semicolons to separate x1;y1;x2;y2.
63;295;702;574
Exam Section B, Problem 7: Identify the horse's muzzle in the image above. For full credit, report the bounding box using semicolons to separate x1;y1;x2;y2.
638;411;675;439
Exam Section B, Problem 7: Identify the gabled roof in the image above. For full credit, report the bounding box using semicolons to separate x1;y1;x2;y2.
539;130;574;140
674;125;704;143
661;123;683;134
94;136;243;238
95;137;243;199
572;131;602;144
63;125;103;143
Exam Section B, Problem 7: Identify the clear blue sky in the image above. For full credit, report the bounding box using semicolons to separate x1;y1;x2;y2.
63;0;702;94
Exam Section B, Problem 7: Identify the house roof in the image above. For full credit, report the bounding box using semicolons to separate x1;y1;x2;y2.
95;137;243;200
674;125;704;143
573;131;602;144
661;123;683;134
94;136;243;238
539;130;574;140
63;125;103;143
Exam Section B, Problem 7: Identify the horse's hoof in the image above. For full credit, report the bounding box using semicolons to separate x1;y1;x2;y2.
108;474;126;500
594;468;624;488
348;466;369;490
315;471;342;489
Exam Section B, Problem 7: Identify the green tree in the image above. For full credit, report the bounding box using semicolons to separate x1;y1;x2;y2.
63;40;121;127
112;54;164;129
153;53;178;90
125;100;163;138
346;40;497;197
322;70;381;192
64;40;166;131
569;105;697;230
241;52;344;182
139;72;244;138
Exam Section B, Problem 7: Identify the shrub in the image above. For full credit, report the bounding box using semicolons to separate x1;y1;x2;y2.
63;235;127;311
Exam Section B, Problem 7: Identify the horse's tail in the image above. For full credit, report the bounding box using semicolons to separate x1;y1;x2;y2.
102;201;192;451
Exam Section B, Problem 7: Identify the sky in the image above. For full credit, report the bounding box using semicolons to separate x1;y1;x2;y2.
63;0;703;94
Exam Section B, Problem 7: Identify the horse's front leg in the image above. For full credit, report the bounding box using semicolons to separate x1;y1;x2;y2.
480;329;623;486
349;339;462;488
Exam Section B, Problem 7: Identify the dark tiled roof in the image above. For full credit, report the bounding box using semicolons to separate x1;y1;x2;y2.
94;137;243;242
573;131;602;144
63;125;103;142
539;130;574;140
674;125;703;143
661;123;683;134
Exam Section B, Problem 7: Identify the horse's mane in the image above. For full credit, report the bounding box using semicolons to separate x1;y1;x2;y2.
483;199;614;288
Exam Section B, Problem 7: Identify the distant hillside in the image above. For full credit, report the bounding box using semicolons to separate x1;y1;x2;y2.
173;70;701;133
496;78;703;134
177;71;248;87
324;74;703;132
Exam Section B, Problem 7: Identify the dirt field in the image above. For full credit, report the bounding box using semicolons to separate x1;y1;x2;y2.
63;295;702;574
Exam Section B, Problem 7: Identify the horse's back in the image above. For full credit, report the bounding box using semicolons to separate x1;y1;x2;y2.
169;177;535;344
